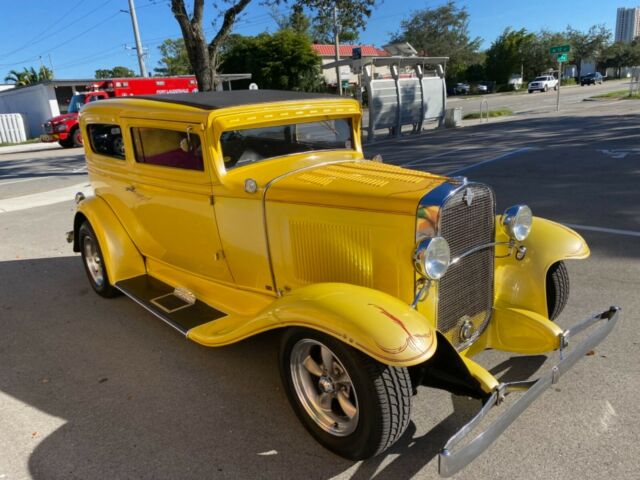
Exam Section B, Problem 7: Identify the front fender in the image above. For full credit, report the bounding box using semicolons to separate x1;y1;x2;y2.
270;283;437;367
494;217;589;317
189;282;438;367
74;196;145;284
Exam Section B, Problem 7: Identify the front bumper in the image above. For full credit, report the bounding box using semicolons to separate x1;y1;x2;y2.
438;306;620;477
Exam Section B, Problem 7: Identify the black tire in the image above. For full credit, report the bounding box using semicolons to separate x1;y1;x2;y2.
546;261;570;321
71;127;83;148
58;137;74;148
528;90;533;94
554;85;558;91
79;221;119;298
279;328;411;460
543;85;548;92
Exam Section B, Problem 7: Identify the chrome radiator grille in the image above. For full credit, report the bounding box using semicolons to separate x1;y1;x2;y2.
437;184;495;349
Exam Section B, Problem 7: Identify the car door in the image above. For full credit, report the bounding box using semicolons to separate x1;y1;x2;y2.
123;119;233;282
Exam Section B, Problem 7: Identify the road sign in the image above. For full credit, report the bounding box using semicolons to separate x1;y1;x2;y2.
550;45;571;54
557;53;568;62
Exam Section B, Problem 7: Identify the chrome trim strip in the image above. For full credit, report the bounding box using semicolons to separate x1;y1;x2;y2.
115;284;189;336
438;306;620;477
261;158;364;296
450;241;513;266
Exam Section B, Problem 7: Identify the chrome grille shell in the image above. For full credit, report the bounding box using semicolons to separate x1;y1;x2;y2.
416;180;496;350
437;184;495;349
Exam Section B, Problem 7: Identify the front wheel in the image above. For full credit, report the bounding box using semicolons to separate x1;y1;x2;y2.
547;261;570;320
543;85;549;92
71;127;83;148
279;328;411;460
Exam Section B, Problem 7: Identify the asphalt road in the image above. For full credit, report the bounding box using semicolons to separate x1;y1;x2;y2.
1;88;639;480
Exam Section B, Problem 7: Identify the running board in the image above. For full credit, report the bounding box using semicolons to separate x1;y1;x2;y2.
115;275;227;335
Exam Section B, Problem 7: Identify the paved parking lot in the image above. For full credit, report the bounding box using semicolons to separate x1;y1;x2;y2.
1;90;639;479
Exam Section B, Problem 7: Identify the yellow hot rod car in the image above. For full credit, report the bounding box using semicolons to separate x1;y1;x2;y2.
69;90;618;476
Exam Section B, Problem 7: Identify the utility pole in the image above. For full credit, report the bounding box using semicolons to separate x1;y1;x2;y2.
127;0;148;77
333;5;342;95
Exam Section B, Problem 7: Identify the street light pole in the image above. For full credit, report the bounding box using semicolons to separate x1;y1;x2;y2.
333;5;342;95
127;0;148;77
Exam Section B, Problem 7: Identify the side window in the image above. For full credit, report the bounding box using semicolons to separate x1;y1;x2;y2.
87;124;125;160
130;127;204;171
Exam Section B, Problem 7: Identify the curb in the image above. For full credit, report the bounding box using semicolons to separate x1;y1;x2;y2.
0;142;62;155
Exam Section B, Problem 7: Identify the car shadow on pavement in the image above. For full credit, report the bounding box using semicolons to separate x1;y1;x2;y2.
0;256;567;479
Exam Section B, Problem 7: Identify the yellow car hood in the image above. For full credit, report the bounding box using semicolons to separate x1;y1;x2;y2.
265;160;448;215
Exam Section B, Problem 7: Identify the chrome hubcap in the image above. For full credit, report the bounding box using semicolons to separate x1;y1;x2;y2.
290;339;359;436
83;236;104;287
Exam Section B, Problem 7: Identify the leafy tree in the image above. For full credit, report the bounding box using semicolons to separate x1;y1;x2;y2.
271;4;311;37
485;29;536;84
4;66;53;85
95;66;136;79
170;0;376;91
566;24;611;79
154;38;193;76
390;1;482;82
600;40;640;77
519;30;568;80
303;0;373;43
220;29;322;91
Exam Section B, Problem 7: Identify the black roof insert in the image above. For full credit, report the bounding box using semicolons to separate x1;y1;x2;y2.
134;90;340;110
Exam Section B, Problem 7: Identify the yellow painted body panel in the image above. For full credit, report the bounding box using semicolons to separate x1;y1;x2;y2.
76;196;145;283
188;282;438;367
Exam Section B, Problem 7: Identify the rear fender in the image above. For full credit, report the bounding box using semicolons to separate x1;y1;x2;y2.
74;196;145;284
265;283;438;367
494;217;589;317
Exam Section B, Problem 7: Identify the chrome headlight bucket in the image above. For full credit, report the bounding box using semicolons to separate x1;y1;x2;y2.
414;236;451;280
502;205;532;241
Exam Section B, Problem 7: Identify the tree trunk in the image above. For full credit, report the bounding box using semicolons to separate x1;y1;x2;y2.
171;0;250;92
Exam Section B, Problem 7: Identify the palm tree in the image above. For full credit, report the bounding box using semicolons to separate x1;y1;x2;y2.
4;65;53;85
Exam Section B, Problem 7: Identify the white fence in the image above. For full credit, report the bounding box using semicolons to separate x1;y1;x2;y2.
0;113;28;143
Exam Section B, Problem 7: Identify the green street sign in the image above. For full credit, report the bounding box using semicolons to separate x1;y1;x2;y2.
550;44;571;54
557;53;568;62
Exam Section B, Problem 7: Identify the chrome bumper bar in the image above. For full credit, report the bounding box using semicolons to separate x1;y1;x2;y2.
438;306;620;477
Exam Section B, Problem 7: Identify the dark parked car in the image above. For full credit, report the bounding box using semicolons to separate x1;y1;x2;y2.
448;82;470;95
580;72;604;86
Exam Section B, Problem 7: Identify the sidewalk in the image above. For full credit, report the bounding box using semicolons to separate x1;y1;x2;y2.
0;142;61;156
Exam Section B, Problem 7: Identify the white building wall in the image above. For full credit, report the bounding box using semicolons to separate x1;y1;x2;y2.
0;84;59;138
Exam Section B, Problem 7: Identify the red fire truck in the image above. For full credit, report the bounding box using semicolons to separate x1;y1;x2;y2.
41;76;198;148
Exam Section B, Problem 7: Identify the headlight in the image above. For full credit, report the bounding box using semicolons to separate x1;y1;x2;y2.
502;205;533;241
414;236;450;280
54;123;67;132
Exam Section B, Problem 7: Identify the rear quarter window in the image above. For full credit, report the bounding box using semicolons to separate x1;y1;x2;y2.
87;124;125;160
130;127;204;171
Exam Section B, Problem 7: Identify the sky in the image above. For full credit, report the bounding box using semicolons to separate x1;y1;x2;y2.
0;0;620;81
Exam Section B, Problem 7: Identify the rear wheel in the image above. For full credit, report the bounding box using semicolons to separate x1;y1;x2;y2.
547;261;570;320
71;127;83;147
79;221;119;298
280;328;411;460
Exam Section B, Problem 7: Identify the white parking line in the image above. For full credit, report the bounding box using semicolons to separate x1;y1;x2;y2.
401;147;468;167
563;223;640;238
447;147;536;175
0;183;90;213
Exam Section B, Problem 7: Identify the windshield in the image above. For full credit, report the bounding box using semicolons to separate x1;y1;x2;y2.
68;94;86;113
220;118;354;170
534;77;548;81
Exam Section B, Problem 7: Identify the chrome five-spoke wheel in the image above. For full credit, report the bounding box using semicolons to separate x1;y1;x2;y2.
290;339;359;436
280;328;412;460
83;235;105;288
